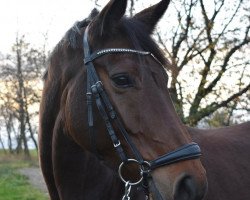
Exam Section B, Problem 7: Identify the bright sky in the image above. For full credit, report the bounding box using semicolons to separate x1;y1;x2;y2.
0;0;101;53
0;0;165;54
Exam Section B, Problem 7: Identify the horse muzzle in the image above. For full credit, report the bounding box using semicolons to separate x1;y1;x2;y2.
149;164;207;200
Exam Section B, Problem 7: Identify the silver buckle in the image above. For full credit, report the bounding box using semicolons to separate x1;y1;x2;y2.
113;140;121;148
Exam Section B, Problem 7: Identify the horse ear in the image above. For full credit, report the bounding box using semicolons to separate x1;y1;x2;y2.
133;0;170;34
92;0;127;36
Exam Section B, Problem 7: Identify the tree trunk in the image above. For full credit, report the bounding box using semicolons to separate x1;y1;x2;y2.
0;134;7;154
16;36;30;159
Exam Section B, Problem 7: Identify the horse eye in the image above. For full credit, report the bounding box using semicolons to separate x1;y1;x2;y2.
111;74;133;88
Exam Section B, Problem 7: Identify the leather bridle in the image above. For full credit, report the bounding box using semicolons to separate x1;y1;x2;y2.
83;25;201;199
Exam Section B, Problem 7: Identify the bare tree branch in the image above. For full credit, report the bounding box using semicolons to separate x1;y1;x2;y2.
186;83;250;125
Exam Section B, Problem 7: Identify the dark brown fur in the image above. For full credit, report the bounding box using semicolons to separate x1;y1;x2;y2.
189;122;250;200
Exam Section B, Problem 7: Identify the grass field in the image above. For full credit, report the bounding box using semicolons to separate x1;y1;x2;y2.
0;150;48;200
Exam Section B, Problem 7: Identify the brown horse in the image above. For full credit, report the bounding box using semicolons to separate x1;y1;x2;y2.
39;0;250;200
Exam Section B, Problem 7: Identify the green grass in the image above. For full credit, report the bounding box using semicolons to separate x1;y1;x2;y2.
0;151;48;200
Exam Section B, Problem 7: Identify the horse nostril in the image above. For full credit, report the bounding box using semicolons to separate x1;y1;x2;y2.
174;175;197;200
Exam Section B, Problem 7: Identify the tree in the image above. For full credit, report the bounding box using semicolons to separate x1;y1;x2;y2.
0;34;46;157
94;0;250;126
160;0;250;125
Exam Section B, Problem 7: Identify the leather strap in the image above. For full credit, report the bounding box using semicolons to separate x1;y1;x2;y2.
150;142;201;169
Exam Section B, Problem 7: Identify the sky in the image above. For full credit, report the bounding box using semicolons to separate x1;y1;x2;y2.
0;0;101;53
0;0;165;54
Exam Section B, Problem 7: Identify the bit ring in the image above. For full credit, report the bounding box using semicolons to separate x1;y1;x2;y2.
118;159;143;186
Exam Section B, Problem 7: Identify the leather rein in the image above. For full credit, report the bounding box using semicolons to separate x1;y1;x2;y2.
83;25;201;199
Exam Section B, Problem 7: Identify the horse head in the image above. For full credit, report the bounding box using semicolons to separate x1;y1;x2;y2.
41;0;207;199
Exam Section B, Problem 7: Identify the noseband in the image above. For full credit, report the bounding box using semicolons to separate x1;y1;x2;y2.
83;26;201;199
